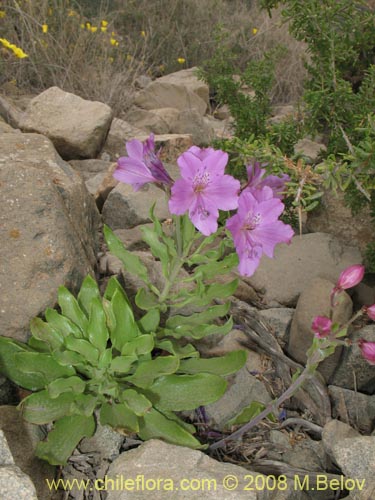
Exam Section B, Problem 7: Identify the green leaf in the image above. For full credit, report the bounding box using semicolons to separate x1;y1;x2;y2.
137;309;160;333
28;337;49;352
14;352;75;386
45;308;83;339
30;317;63;350
121;335;154;356
140;226;170;276
181;213;196;252
135;288;160;311
104;225;149;284
179;350;247;376
77;275;101;317
226;401;268;427
47;376;85;398
125;356;180;389
0;337;46;391
121;389;152;416
147;373;227;410
72;394;98;417
19;390;76;424
154;339;199;359
110;289;140;351
100;402;139;433
156;407;196;434
138;408;202;449
57;286;89;332
36;414;95;465
109;355;137;373
166;303;230;329
167;317;233;339
98;348;113;369
64;337;99;366
53;350;85;367
192;253;238;281
87;298;109;352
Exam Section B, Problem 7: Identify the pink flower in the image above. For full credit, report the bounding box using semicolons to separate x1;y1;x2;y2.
364;304;375;321
336;265;365;290
114;134;173;191
226;186;294;277
245;161;290;199
358;339;375;365
169;147;240;236
311;316;332;338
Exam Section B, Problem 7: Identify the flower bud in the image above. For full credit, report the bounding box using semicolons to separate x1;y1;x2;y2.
364;304;375;321
336;264;365;290
358;339;375;365
311;316;332;338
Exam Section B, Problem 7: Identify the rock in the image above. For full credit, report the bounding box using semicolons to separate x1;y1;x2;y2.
203;115;234;139
85;163;118;210
157;67;210;106
0;406;55;499
102;182;169;230
287;278;352;381
170;109;214;145
103;118;146;160
106;439;277;500
245;233;362;306
213;104;231;120
134;81;207;116
282;438;328;472
328;385;375;433
0;377;18;406
19;86;113;159
138;133;193;163
352;282;375;308
0;133;100;341
69;158;113;181
306;190;374;254
205;365;271;429
294;138;326;161
0;121;17;133
0;94;22;128
331;436;375;481
114;225;155;251
0;429;15;465
0;466;38;500
322;419;360;458
79;423;124;461
124;106;170;134
258;308;294;347
330;325;375;392
151;107;180;128
134;74;152;89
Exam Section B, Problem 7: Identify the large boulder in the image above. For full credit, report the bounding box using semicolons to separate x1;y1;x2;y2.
157;67;210;106
103;117;146;160
245;233;362;306
134;81;207;116
19;87;113;159
124;106;171;135
0;133;100;341
170;109;214;145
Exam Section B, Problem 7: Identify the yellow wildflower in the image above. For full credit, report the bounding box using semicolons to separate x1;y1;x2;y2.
111;31;116;36
68;9;77;17
0;10;6;18
42;24;48;33
110;38;118;46
0;38;28;58
86;22;91;29
252;27;258;35
177;57;185;64
140;30;146;37
101;26;107;33
101;20;108;27
80;23;85;29
90;26;98;33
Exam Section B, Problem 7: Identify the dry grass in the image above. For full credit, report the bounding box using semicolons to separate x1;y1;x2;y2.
0;0;307;113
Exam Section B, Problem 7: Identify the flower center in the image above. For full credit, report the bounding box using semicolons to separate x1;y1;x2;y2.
193;170;210;193
242;211;261;231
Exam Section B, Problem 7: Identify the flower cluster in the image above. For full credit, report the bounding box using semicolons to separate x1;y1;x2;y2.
114;136;294;277
0;38;28;59
311;264;375;365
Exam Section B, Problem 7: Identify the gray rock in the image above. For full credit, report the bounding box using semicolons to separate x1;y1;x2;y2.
0;406;55;499
124;106;170;134
205;365;271;429
0;429;15;465
170;109;214;145
287;278;352;381
106;439;278;499
134;81;207;116
0;466;38;500
69;158;113;181
331;436;375;480
306;190;374;255
114;225;155;251
328;385;375;433
79;423;124;460
330;325;375;392
258;308;294;347
19;86;113;159
245;233;362;306
84;163;117;210
282;438;328;472
139;133;193;164
102;182;169;230
103;117;146;160
157;67;210;106
294;138;326;162
322;419;360;458
0;133;100;341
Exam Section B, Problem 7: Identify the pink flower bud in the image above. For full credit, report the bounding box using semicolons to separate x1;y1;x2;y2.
336;264;365;290
311;316;333;338
358;339;375;365
364;304;375;321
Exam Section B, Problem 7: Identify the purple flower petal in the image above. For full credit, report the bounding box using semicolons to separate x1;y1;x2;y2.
126;139;144;160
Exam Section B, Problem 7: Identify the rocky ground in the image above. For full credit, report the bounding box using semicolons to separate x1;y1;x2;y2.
0;69;374;500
